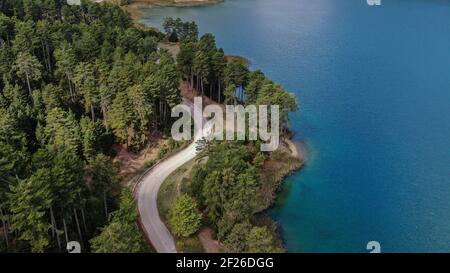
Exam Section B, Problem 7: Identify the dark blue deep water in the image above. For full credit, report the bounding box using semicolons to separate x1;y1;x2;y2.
139;0;450;252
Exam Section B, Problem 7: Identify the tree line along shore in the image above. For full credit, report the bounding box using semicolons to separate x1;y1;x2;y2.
0;0;300;253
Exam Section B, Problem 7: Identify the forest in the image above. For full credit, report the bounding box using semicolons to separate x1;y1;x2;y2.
0;0;297;253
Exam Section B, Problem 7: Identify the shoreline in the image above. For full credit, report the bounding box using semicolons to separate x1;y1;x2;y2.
124;0;224;20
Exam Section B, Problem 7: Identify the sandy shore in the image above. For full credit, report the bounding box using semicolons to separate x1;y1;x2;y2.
124;0;223;20
284;138;300;159
89;0;223;26
130;0;223;6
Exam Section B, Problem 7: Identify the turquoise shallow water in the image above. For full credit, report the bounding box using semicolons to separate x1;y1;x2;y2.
139;0;450;252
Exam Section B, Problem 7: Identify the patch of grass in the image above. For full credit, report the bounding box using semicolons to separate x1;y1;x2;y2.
157;159;197;222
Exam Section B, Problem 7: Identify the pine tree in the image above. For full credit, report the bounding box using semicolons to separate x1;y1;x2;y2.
193;51;209;95
74;62;99;120
44;107;81;154
0;13;14;46
245;70;266;104
80;117;98;160
169;194;202;238
35;19;53;74
52;149;85;213
12;20;38;54
85;153;121;218
177;39;196;88
13;51;42;96
41;84;66;110
109;91;133;144
54;42;77;101
211;49;227;102
256;82;298;132
9;169;53;253
137;36;158;63
225;60;250;102
0;142;28;194
127;84;154;134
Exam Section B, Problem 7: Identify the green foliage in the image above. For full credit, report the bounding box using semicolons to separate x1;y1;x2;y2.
252;152;266;169
0;105;30;155
163;17;198;42
224;221;252;253
169;194;202;238
8;169;53;252
128;84;153;133
193;50;209;94
256;82;298;132
41;84;66;110
189;141;285;253
0;0;160;254
85;154;121;199
90;189;148;253
43;107;81;154
189;141;261;244
73;62;99;119
80;116;112;159
0;141;29;203
109;91;133;144
245;70;266;104
51;149;85;211
137;36;158;63
13;51;42;95
202;142;259;229
224;60;249;89
246;226;283;253
223;222;282;253
187;165;207;205
177;39;196;77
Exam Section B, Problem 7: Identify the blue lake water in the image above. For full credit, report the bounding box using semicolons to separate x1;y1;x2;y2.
138;0;450;252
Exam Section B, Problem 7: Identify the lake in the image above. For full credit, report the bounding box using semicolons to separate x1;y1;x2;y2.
138;0;450;252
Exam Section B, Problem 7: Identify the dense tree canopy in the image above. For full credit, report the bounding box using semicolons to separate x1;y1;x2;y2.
0;1;298;253
0;0;162;253
187;141;284;252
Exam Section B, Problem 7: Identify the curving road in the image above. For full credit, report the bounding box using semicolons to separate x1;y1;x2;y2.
136;99;211;253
